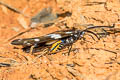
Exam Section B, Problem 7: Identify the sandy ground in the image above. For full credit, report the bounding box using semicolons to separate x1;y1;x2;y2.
0;0;120;80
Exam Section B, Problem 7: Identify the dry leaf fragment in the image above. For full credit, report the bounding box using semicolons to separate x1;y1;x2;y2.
17;15;28;29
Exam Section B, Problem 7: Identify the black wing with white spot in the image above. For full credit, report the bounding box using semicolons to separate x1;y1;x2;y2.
11;29;76;46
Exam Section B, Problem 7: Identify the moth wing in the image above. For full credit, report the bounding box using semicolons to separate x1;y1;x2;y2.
11;29;75;46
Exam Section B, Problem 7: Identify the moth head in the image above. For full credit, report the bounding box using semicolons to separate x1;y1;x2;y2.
75;30;85;39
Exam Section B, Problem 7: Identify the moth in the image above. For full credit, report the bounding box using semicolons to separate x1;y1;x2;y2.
11;24;119;55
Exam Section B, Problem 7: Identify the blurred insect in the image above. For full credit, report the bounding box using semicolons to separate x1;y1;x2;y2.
11;24;120;55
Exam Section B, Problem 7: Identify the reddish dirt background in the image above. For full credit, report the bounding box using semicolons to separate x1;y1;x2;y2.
0;0;120;80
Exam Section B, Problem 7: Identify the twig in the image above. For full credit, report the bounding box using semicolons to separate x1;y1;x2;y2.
7;28;33;41
0;1;29;17
0;62;11;67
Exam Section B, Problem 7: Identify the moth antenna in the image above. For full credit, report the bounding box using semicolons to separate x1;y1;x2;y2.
86;34;96;41
84;30;100;40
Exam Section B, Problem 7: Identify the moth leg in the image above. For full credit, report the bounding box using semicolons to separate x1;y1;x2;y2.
62;44;73;56
86;34;96;41
29;43;39;54
32;48;49;62
30;46;34;54
101;28;109;37
85;30;100;40
67;44;73;56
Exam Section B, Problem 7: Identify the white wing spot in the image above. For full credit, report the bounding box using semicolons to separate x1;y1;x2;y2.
23;41;31;45
18;39;22;41
27;43;31;45
24;41;28;43
74;34;78;37
46;34;62;39
34;39;40;42
65;31;72;34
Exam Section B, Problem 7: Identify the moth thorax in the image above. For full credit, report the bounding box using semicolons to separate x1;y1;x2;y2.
77;31;85;39
65;37;74;44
